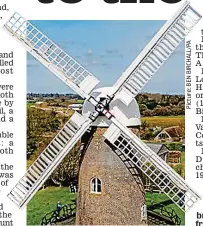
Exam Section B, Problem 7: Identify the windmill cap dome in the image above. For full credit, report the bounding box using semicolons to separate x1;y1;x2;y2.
82;87;141;127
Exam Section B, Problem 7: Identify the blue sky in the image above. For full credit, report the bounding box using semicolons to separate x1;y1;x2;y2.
27;20;184;94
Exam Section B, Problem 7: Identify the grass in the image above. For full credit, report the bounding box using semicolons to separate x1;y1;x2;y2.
146;192;185;225
181;152;185;163
27;102;35;108
142;115;185;128
75;99;84;104
27;186;76;225
27;187;185;225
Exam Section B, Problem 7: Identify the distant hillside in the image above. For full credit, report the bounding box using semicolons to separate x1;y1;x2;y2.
137;93;184;116
27;92;185;117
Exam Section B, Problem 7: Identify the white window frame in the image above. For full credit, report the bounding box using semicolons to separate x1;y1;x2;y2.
90;177;102;194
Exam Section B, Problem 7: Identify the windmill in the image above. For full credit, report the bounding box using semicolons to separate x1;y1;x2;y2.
3;1;202;223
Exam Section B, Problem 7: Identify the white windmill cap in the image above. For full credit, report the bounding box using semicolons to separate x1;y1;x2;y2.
82;87;141;127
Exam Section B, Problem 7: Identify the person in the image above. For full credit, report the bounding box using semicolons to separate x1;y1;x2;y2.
56;201;63;212
55;201;63;219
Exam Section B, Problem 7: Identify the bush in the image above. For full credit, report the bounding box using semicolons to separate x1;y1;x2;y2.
165;142;185;152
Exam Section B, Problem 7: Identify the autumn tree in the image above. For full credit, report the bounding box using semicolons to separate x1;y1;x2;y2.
50;143;81;187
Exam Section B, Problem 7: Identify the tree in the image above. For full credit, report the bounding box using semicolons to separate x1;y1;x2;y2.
50;143;81;187
27;107;66;159
154;106;169;116
142;109;154;117
139;104;148;114
146;100;157;110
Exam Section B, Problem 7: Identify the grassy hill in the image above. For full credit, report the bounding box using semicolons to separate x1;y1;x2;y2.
27;187;185;225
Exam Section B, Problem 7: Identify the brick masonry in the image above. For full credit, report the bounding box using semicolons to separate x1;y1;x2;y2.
76;128;147;225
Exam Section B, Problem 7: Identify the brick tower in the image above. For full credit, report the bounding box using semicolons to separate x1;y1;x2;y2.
76;87;147;225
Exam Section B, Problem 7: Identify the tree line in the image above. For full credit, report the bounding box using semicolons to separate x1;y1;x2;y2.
137;93;184;116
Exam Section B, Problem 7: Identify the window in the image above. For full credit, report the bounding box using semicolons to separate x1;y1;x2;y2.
90;178;102;193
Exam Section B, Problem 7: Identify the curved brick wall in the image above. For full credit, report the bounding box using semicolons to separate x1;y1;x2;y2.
76;128;146;225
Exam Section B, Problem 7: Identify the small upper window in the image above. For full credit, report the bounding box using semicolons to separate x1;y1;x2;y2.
90;177;102;193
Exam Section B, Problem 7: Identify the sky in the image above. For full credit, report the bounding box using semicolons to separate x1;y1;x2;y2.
27;20;185;94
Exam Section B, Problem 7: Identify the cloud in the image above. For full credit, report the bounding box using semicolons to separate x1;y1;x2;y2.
86;48;93;57
58;39;87;50
92;60;100;65
106;49;119;55
75;55;82;59
103;49;124;59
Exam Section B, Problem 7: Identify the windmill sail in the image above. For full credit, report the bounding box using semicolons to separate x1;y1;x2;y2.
104;121;200;212
113;1;202;97
4;13;99;99
8;112;92;208
4;1;202;213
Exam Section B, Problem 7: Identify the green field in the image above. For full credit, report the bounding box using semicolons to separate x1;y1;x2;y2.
142;115;185;128
27;187;184;225
27;102;35;108
27;187;76;225
146;192;185;225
